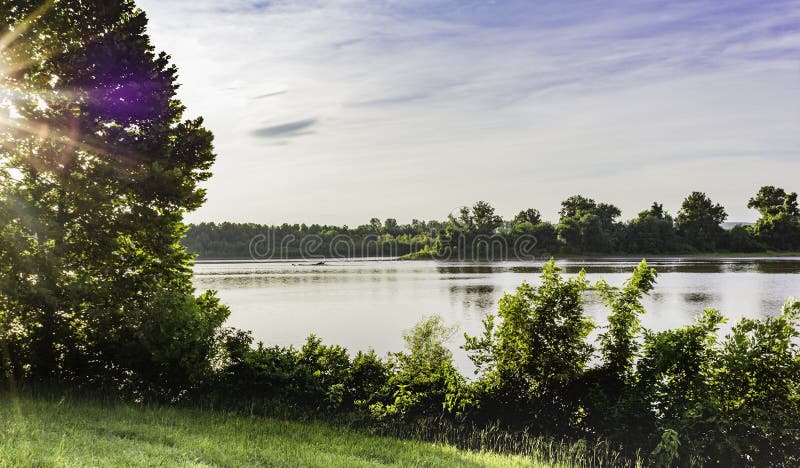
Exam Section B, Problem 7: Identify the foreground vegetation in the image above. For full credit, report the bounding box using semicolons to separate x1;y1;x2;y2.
195;261;800;466
0;395;546;467
5;261;798;465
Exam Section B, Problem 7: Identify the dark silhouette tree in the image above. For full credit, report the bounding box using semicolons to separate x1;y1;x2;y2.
557;195;621;253
675;192;727;252
624;202;681;253
513;208;542;226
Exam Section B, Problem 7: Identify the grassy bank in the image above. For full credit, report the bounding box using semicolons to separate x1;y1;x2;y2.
0;395;549;467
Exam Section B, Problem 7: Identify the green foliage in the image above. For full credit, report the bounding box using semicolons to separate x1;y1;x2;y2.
557;195;622;253
748;186;800;250
0;3;798;465
183;190;800;260
443;201;503;252
597;260;658;382
624;203;683;253
209;330;392;415
650;429;680;467
5;258;794;465
400;244;438;260
700;299;800;465
194;260;800;465
0;0;228;397
511;221;560;254
348;350;391;408
465;261;593;432
472;201;504;235
720;224;765;252
371;316;468;424
578;262;659;446
634;309;723;463
184;220;443;259
397;316;457;375
513;208;543;226
675;192;728;251
748;186;799;218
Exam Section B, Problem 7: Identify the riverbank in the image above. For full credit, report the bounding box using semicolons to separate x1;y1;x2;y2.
190;252;800;263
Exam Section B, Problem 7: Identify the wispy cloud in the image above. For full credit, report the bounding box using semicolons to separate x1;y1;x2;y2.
250;118;318;138
138;0;800;224
254;90;287;100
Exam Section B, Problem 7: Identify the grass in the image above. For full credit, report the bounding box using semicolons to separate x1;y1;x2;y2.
0;395;551;467
399;246;438;260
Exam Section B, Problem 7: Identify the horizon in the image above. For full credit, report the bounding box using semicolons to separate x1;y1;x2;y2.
138;0;800;226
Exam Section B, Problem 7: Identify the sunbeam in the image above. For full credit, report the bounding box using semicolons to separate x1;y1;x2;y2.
0;1;53;52
1;1;156;178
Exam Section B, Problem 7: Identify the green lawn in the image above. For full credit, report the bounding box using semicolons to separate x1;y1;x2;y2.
0;395;548;467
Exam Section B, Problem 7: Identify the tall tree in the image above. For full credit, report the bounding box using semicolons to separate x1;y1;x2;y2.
748;186;799;218
0;0;228;396
557;195;621;253
513;208;542;226
747;186;800;250
383;217;399;236
624;202;681;253
471;200;503;235
675;192;727;252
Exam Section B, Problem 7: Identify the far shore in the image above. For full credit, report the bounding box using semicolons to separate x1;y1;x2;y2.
192;252;800;264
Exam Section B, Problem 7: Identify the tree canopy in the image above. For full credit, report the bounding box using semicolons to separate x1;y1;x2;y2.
0;0;228;397
675;191;728;252
748;186;800;250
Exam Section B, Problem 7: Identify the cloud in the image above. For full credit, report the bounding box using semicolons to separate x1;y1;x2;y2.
348;92;429;107
249;118;318;138
253;90;287;100
137;0;800;225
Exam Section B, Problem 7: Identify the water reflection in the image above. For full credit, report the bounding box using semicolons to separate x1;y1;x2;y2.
436;265;502;275
682;292;717;303
449;284;496;312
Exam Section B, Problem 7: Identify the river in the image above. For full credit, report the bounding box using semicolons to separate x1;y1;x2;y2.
193;257;800;372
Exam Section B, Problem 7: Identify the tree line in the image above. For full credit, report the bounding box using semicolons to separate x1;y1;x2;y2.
183;187;800;259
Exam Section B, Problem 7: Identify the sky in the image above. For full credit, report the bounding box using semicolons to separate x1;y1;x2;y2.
136;0;800;225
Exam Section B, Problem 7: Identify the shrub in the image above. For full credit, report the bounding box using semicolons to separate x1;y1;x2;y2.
464;260;593;433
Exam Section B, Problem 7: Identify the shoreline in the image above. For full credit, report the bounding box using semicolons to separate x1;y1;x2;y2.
192;252;800;264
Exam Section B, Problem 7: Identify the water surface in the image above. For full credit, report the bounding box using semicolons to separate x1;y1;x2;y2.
193;258;800;371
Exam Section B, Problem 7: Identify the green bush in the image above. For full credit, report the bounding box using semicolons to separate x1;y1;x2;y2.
464;261;593;433
194;264;800;465
370;316;469;424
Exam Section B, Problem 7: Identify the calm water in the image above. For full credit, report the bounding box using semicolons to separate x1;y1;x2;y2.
193;258;800;372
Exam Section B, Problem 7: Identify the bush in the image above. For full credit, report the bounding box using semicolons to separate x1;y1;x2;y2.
197;265;800;466
370;316;469;425
464;260;593;433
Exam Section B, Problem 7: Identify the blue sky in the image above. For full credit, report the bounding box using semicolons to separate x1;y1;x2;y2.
138;0;800;224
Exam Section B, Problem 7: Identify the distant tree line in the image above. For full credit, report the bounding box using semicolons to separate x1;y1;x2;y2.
182;186;800;259
182;218;446;259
